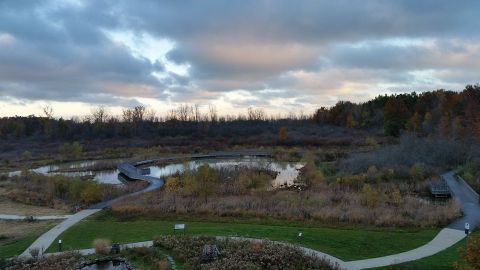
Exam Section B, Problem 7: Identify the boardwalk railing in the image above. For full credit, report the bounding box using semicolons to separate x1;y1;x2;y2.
430;179;451;198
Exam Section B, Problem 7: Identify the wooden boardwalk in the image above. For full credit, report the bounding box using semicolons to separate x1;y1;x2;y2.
117;162;158;182
124;150;272;175
429;180;451;198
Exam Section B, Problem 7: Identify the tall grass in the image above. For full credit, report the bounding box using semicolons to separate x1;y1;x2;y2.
112;183;460;227
2;172;145;208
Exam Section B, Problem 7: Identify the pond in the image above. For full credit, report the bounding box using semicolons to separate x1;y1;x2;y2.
7;157;304;188
80;260;130;270
144;157;304;188
7;160;122;184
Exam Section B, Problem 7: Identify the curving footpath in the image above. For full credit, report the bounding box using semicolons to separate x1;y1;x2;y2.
19;162;164;258
42;237;349;269
18;151;270;258
17;160;480;269
343;171;480;269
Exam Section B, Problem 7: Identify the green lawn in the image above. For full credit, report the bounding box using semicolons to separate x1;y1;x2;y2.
0;221;59;259
0;233;40;259
46;214;439;261
372;231;477;270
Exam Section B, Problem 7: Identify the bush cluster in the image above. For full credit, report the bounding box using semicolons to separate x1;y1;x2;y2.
5;253;80;270
154;236;340;270
165;164;276;200
459;159;480;193
3;171;144;208
112;155;459;227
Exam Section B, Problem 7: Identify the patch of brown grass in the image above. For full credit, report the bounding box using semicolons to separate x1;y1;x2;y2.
112;183;461;227
0;220;58;245
0;196;68;215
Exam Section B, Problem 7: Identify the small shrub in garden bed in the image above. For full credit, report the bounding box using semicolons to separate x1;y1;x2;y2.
93;238;111;254
5;252;80;270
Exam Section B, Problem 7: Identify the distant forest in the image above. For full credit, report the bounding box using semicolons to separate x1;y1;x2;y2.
314;84;480;138
0;84;479;143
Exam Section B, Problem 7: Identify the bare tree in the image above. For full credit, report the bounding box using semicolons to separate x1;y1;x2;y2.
42;105;54;119
132;106;146;122
167;109;178;121
247;107;265;121
208;104;218;123
145;108;157;122
122;108;133;122
194;104;201;122
91;106;109;124
176;104;194;121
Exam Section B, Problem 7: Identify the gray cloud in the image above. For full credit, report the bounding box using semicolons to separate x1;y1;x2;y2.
0;0;479;111
114;0;480;94
0;0;169;106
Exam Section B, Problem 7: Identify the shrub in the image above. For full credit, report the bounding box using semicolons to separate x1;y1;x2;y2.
4;173;139;207
409;163;425;182
391;189;403;206
21;150;32;161
343;134;470;173
154;236;341;270
59;141;83;161
80;183;103;204
157;259;169;270
454;235;480;270
113;180;460;227
5;253;80;270
361;184;380;208
93;238;111;254
278;127;288;144
28;247;40;259
365;137;379;148
300;152;324;187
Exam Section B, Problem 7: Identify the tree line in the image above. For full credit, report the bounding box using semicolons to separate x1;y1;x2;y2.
0;84;479;141
313;84;480;138
0;104;311;141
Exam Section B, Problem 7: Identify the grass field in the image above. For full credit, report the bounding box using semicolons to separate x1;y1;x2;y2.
46;213;439;261
373;231;478;270
0;234;39;259
0;220;58;259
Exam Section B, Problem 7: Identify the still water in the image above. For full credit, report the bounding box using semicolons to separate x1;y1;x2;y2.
8;157;303;187
80;260;130;270
145;157;303;188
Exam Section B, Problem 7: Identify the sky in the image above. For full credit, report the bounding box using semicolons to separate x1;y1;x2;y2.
0;0;479;118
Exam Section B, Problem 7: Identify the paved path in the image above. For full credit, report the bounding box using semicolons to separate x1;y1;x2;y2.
44;237;348;269
444;171;480;231
19;163;164;258
344;171;480;269
343;228;465;269
217;236;348;269
18;164;480;269
0;214;71;220
19;151;268;258
20;209;102;257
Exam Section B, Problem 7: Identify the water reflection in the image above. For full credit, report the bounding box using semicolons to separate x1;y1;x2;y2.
6;157;303;188
144;157;303;188
80;260;130;270
7;160;122;184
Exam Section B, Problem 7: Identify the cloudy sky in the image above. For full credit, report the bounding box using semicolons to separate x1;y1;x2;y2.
0;0;479;118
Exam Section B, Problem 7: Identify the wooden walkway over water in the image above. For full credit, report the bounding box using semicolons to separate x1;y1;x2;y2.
118;150;272;181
